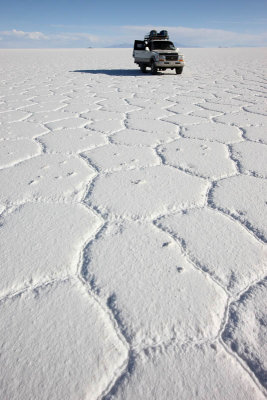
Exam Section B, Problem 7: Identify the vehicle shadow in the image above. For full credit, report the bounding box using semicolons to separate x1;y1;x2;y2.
72;69;143;77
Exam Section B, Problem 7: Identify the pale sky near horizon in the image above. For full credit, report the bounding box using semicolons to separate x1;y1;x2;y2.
0;0;266;48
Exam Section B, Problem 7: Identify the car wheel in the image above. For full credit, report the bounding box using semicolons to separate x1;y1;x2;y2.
140;64;147;73
175;67;183;75
151;61;157;75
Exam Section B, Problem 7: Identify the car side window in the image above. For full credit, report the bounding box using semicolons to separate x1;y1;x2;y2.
134;40;145;50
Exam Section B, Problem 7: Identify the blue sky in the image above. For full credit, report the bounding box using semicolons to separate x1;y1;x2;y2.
0;0;266;47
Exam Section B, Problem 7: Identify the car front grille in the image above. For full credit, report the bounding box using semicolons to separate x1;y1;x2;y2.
159;53;178;61
166;55;178;61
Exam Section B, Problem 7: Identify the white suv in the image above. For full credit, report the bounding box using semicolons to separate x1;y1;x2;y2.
133;30;185;75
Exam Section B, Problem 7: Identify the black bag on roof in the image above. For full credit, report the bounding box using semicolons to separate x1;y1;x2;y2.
159;30;168;37
149;30;157;38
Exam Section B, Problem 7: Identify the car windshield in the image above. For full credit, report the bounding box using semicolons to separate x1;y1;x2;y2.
151;41;176;50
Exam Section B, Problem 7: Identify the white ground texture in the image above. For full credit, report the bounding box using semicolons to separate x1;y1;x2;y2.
0;48;266;399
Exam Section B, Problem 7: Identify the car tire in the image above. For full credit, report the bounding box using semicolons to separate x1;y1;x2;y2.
140;64;147;73
151;61;158;75
175;67;183;74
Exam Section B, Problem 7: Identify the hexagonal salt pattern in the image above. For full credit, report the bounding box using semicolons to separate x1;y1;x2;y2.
0;110;30;122
81;110;125;122
159;138;236;179
23;101;66;113
112;128;179;146
157;208;267;294
83;221;227;347
196;102;241;114
215;111;266;127
125;118;179;134
0;203;101;295
0;139;41;168
45;117;88;130
222;278;267;388
28;110;75;124
164;103;202;114
243;104;266;116
189;108;223;119
0;121;48;140
88;166;207;218
231;141;267;178
244;126;267;144
63;102;101;114
87;119;125;134
112;343;265;400
183;123;242;143
0;154;95;204
83;144;159;172
127;107;174;120
212;175;267;242
0;279;127;400
1;47;266;400
99;99;138;113
40;128;107;154
164;114;209;126
0;99;34;112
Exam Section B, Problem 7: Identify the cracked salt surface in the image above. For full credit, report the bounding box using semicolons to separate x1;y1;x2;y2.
83;144;159;172
0;110;30;122
222;277;267;389
112;128;179;146
112;343;265;400
126;117;179;134
230;141;267;178
27;109;76;124
244;126;267;144
159;138;236;179
89;166;207;218
0;48;266;399
45;116;89;130
0;153;95;204
0;138;41;168
158;208;266;294
0;121;48;140
83;221;227;348
212;175;267;242
216;110;266;127
0;279;127;400
0;203;101;296
183;122;242;143
40;127;107;154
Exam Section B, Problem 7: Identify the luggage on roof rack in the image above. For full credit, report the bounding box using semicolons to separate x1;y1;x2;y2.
159;30;168;37
150;30;157;37
144;29;169;41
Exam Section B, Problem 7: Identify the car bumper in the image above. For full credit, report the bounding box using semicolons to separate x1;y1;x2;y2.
155;61;184;68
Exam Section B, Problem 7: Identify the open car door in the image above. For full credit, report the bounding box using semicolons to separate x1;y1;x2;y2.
134;40;145;50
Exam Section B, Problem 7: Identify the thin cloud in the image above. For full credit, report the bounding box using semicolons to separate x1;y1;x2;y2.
1;29;48;40
0;29;102;48
211;17;267;25
0;29;99;43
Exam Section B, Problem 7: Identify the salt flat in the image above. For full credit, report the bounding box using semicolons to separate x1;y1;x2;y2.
0;48;266;399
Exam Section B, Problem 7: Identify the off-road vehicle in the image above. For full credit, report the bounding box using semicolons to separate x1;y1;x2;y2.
133;30;184;75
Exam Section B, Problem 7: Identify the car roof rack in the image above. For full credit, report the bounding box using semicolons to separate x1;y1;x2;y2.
144;30;169;41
